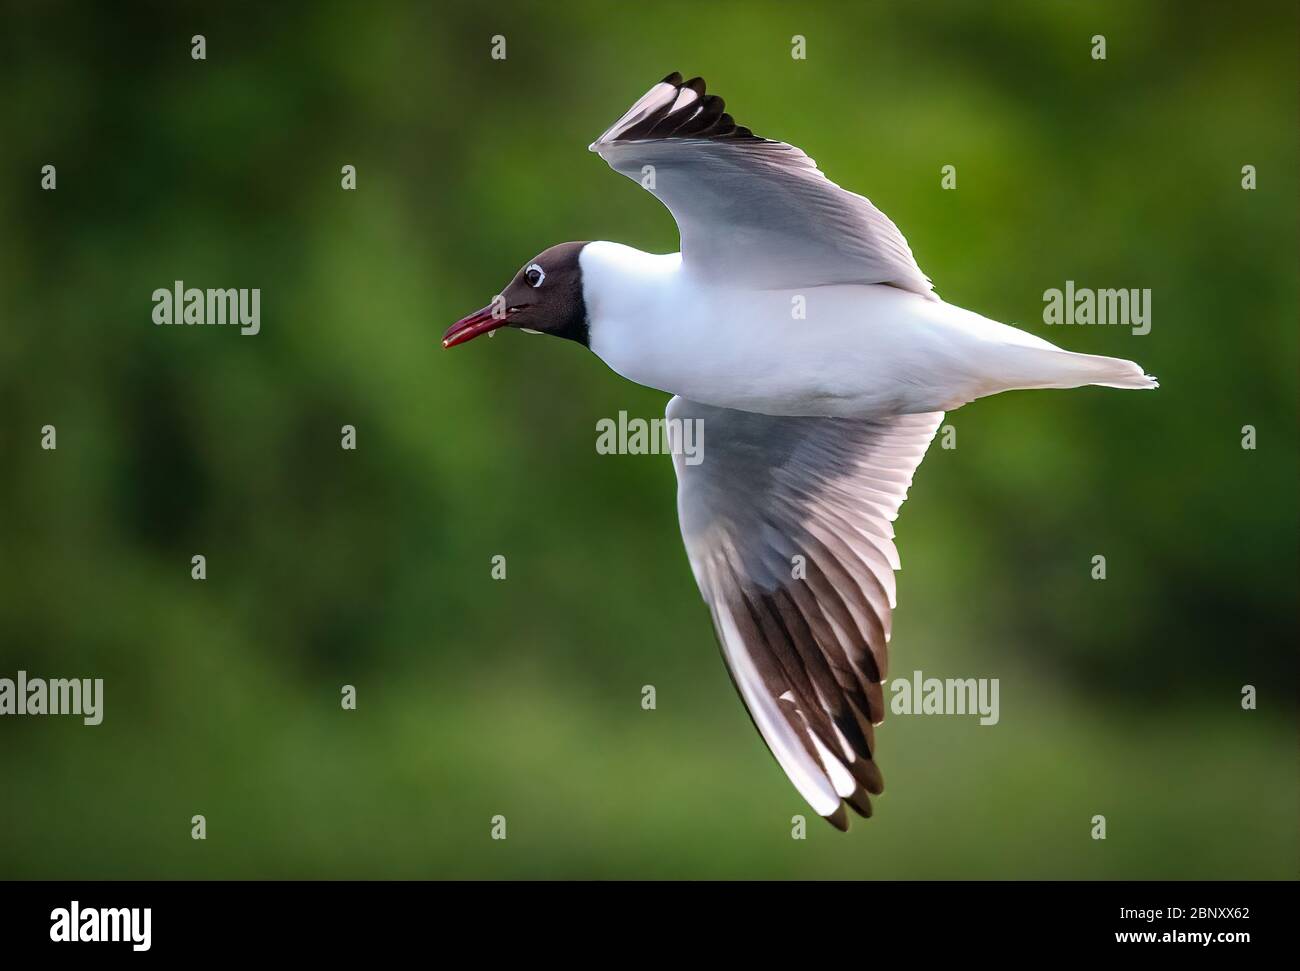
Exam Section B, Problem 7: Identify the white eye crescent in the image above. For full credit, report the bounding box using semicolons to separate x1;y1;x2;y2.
524;263;545;288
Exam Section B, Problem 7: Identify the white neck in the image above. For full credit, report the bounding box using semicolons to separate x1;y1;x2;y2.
580;241;681;330
578;241;688;389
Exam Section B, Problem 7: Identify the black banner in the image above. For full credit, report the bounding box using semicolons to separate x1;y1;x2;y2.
0;880;1284;956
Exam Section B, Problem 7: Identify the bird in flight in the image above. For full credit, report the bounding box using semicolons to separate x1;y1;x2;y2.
444;73;1156;830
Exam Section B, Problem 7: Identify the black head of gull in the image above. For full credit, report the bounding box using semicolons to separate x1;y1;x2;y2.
443;241;590;349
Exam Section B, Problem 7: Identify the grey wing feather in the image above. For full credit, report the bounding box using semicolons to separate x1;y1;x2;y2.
592;73;935;297
667;396;943;828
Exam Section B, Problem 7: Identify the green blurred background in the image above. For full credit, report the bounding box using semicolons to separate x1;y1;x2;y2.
1;0;1296;878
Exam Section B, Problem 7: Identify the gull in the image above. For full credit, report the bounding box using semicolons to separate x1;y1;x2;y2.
444;73;1157;830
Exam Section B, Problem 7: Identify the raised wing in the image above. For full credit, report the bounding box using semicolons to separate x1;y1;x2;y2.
667;396;943;828
591;73;935;297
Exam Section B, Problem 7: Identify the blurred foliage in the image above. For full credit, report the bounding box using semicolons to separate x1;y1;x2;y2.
0;0;1295;878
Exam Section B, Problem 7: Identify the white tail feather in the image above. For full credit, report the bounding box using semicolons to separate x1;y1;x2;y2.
998;347;1159;393
1052;350;1158;390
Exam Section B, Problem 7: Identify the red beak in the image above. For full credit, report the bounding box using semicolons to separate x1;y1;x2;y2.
443;303;512;348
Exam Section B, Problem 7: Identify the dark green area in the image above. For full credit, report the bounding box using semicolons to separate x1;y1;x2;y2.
0;1;1295;877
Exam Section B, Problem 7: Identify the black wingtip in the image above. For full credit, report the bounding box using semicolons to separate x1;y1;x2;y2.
607;74;766;145
846;788;874;819
826;804;851;832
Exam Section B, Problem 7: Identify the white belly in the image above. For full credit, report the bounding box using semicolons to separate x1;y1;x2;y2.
594;290;1036;419
580;242;1068;419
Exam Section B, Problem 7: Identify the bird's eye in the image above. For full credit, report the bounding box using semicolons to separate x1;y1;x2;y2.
524;263;546;288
